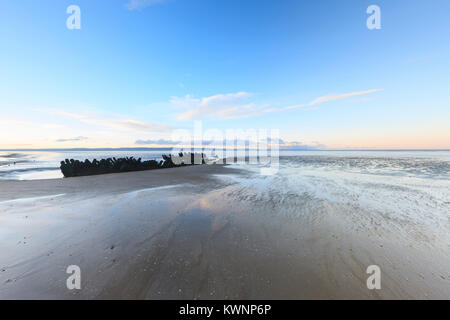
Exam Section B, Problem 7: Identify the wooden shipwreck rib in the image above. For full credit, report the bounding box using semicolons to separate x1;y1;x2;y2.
60;152;207;177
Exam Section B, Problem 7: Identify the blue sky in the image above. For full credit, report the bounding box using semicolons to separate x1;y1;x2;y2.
0;0;449;149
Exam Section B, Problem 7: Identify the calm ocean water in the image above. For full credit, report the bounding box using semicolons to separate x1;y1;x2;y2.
0;150;449;181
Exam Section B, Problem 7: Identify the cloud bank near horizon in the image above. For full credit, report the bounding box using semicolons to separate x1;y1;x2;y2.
135;137;326;150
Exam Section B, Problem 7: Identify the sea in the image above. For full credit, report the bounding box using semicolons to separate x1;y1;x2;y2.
1;149;449;181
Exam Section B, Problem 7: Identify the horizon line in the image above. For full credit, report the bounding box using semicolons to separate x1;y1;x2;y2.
1;148;450;152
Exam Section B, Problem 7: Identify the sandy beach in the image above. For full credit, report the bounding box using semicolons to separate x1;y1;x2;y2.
0;161;449;300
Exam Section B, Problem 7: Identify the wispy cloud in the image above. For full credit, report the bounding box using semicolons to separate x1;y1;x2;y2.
307;89;382;106
56;136;88;143
35;109;170;133
280;88;383;111
125;0;167;10
173;92;258;120
86;118;169;133
173;89;382;120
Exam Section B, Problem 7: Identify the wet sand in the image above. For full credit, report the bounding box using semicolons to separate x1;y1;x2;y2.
0;165;448;299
